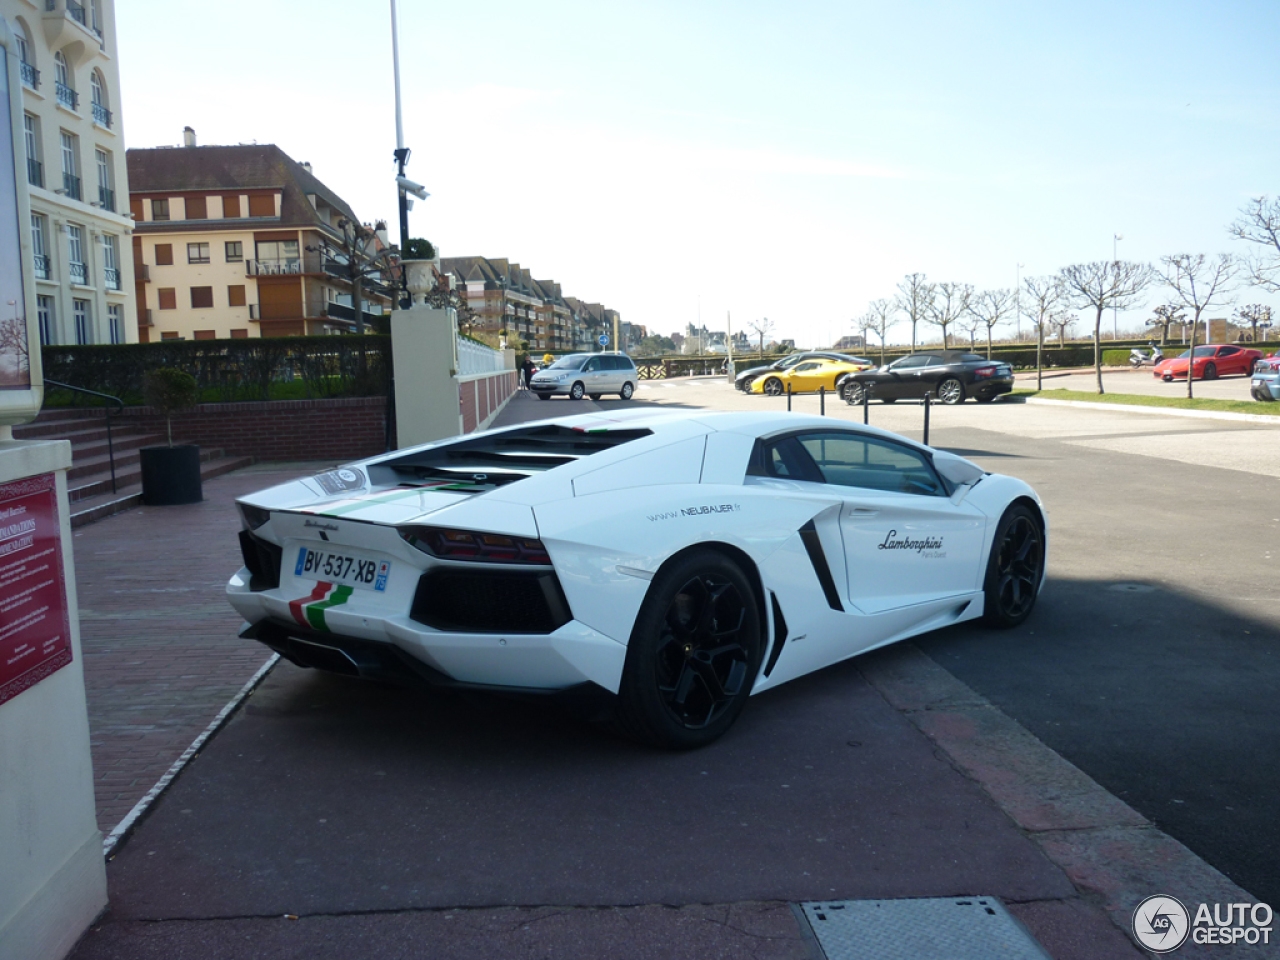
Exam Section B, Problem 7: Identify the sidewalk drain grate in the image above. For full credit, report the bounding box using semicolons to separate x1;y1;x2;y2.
799;897;1051;960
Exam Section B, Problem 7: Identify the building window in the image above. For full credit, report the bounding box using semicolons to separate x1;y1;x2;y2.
247;194;275;218
102;234;120;289
193;330;216;340
54;52;77;111
151;198;169;221
185;196;207;220
31;215;49;280
73;299;91;345
254;239;299;273
95;149;115;211
23;114;41;188
225;241;243;262
223;196;241;218
67;224;86;284
60;131;81;200
187;242;210;264
230;329;249;339
190;286;214;308
228;285;246;307
154;243;173;265
158;288;176;310
160;332;181;341
90;71;111;128
37;296;54;345
108;303;123;344
15;29;37;89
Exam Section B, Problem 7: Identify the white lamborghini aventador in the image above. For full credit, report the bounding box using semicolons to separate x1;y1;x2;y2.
228;409;1046;748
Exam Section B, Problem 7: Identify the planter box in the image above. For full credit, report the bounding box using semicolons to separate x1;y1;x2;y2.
140;445;203;505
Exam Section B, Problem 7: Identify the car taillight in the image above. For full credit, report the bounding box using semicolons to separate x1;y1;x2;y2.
973;366;996;379
398;526;552;565
239;502;271;530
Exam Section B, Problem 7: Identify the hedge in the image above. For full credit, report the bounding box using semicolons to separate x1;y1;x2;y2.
41;335;391;405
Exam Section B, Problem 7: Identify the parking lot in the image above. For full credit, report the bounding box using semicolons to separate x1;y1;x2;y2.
71;378;1279;959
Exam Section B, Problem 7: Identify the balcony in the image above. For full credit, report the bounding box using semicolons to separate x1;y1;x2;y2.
68;260;86;284
42;0;103;48
27;159;42;188
98;186;114;211
20;62;39;89
104;266;120;290
62;172;81;200
139;308;152;327
33;254;49;280
92;102;112;128
55;82;78;111
134;262;149;282
325;301;385;327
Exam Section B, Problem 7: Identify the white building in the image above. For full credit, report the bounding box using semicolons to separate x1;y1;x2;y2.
6;0;135;346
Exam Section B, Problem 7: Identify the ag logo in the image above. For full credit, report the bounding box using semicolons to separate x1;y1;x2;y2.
1132;895;1190;953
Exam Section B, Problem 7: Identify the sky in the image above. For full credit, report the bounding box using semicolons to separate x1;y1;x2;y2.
115;0;1280;348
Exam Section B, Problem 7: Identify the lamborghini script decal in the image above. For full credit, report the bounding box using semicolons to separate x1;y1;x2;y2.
647;503;742;522
878;529;946;557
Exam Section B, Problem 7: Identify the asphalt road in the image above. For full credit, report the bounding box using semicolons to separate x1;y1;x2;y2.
636;377;1280;905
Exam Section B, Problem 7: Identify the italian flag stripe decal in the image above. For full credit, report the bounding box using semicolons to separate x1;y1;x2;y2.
287;582;354;632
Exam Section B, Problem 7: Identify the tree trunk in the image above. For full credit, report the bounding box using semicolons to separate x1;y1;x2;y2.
986;326;993;360
1093;306;1105;394
1036;324;1043;391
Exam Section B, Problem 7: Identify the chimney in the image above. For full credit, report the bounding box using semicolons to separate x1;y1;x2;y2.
183;126;196;148
301;162;312;174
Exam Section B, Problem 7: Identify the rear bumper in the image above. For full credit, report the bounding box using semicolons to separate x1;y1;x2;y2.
970;379;1013;399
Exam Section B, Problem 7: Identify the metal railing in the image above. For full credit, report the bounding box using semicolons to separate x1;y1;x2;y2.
92;102;112;128
98;185;115;210
55;81;78;110
45;379;124;494
27;158;42;188
104;266;120;290
21;62;38;89
62;171;81;200
33;254;50;280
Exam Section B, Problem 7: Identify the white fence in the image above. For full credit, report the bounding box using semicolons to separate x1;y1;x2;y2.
457;336;508;376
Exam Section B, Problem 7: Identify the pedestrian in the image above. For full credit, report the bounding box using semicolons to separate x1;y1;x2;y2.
521;356;534;389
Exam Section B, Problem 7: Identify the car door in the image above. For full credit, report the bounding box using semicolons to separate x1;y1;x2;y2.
879;355;933;399
788;361;824;392
788;431;988;613
1217;346;1241;374
580;356;608;392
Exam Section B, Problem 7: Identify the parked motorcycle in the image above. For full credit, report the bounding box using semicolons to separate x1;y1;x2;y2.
1129;345;1164;367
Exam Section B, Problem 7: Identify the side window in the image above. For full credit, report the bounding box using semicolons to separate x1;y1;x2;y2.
583;357;599;371
794;432;945;496
893;356;928;370
795;362;820;372
1220;346;1239;356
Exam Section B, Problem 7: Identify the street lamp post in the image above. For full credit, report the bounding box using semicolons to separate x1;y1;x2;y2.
1015;262;1024;341
1112;234;1123;340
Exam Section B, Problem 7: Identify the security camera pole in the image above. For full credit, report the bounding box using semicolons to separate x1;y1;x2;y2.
390;0;411;306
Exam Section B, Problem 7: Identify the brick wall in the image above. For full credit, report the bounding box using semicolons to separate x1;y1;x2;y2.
460;371;519;434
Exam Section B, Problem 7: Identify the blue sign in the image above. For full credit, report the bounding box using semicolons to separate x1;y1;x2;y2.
598;334;609;346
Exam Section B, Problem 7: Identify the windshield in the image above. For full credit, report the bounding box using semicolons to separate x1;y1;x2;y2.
548;354;590;370
1176;347;1216;359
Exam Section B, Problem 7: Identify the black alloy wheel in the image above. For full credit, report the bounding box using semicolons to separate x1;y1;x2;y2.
615;550;762;749
738;376;757;392
842;382;866;405
620;382;634;400
1204;362;1218;380
937;378;965;404
569;381;586;400
982;504;1045;628
763;377;784;396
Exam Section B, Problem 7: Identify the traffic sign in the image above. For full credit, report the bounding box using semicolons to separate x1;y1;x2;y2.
598;334;609;346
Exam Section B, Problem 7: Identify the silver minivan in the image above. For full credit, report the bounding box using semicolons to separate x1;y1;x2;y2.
530;353;639;401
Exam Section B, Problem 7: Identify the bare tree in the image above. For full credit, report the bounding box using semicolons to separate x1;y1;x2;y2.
1145;304;1185;345
1022;276;1064;390
968;288;1015;359
749;317;774;358
1048;310;1075;347
895;273;934;352
861;299;895;366
923;282;972;349
1058;261;1155;393
1159;253;1237;398
1228;196;1280;292
0;316;30;380
1235;303;1273;343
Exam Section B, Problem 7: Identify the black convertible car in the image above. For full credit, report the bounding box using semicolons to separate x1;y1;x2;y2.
735;351;871;392
840;351;1015;405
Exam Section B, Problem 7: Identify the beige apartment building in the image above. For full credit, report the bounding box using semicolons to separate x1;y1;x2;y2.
127;137;392;341
7;0;136;345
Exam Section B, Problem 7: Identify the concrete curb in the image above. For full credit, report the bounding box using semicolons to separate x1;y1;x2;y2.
1025;396;1280;425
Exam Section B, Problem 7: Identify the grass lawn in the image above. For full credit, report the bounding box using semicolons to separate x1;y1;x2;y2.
1014;386;1279;417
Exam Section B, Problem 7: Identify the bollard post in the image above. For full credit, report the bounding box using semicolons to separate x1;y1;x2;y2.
787;382;792;411
863;383;870;424
819;385;825;416
923;391;931;446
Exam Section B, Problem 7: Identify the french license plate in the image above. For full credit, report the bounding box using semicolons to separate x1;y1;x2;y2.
294;546;390;591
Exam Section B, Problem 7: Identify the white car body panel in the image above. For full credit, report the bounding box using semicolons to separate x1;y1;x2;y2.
227;410;1047;716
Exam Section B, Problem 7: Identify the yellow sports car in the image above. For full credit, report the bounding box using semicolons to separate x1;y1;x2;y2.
750;358;872;396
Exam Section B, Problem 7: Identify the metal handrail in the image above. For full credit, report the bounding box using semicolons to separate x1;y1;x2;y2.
45;379;124;494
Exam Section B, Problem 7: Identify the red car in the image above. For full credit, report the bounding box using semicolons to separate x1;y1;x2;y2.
1153;344;1263;381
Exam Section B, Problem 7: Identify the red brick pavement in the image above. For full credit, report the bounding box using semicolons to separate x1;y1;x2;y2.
74;462;332;835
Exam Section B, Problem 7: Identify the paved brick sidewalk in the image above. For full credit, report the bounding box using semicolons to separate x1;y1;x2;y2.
75;462;331;835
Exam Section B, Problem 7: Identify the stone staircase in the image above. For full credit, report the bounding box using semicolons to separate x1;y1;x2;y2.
11;407;254;527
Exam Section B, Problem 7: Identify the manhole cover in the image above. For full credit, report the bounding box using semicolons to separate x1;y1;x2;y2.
800;897;1050;960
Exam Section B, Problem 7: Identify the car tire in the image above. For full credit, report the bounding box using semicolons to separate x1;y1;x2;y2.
937;378;965;404
589;393;602;401
842;382;866;405
763;377;784;396
976;396;995;403
738;377;756;393
614;549;763;750
981;504;1045;629
1203;362;1218;380
569;381;586;400
620;382;634;400
881;398;896;404
1254;388;1274;402
535;394;551;401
